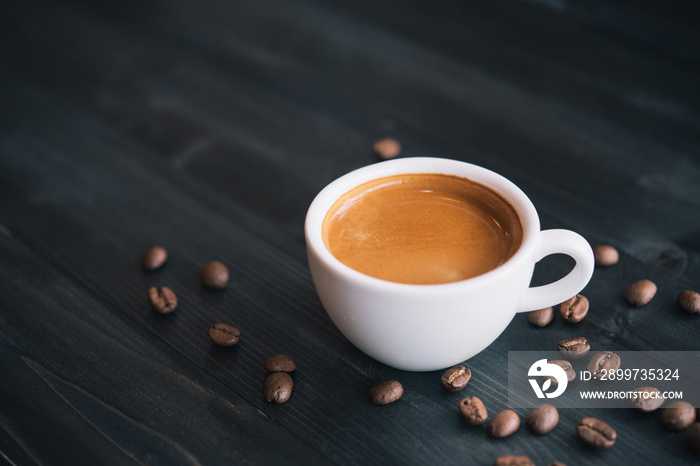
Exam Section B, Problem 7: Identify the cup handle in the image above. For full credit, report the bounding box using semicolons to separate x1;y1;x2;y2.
516;229;595;313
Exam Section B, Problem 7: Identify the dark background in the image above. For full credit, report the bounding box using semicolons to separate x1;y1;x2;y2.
1;0;699;464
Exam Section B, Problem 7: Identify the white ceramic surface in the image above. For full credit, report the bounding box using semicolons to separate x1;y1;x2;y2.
305;157;594;371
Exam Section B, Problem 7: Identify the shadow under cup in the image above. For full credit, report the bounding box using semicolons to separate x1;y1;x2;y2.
305;157;593;371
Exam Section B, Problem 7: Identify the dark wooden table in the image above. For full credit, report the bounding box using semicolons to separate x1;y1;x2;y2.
1;1;699;464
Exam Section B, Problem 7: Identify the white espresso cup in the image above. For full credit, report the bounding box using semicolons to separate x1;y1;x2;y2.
305;157;594;371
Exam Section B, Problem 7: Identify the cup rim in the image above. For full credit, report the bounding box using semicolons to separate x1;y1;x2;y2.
305;157;540;293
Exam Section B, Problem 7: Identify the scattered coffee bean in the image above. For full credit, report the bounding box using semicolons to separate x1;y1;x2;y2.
369;380;403;405
148;286;177;314
630;387;664;413
263;372;293;404
587;351;621;380
661;401;697;431
678;290;700;314
559;294;589;323
557;337;590;359
527;307;553;327
594;245;619;267
201;261;229;289
544;360;576;386
687;423;700;456
373;138;401;160
208;323;240;346
459;396;488;425
525;403;559;435
264;354;296;372
577;417;616;449
625;279;657;306
493;455;534;466
441;365;471;392
487;409;520;438
547;462;568;466
142;246;168;271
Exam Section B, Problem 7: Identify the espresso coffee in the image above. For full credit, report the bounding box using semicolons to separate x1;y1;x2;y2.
322;173;522;284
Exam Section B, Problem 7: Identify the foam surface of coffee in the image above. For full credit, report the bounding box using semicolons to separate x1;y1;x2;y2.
322;173;522;284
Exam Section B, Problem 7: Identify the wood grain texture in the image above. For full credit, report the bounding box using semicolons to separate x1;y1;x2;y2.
1;0;699;464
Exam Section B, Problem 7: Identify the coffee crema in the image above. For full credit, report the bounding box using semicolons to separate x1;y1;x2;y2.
322;173;523;284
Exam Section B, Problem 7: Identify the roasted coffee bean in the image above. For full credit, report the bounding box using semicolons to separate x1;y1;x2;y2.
544;360;576;386
687;423;700;456
557;337;590;359
459;396;488;425
594;245;619;267
630;387;664;413
369;380;403;405
201;261;229;289
577;417;616;449
264;354;296;372
441;365;471;392
373;138;401;160
661;401;697;431
625;279;657;306
547;462;568;466
493;455;534;466
487;409;520;438
142;246;168;271
678;290;700;314
527;307;553;327
560;294;589;323
208;323;241;346
148;286;177;314
525;403;559;435
263;372;293;404
587;351;621;380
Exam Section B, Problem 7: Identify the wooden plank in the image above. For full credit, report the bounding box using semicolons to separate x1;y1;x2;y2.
0;0;699;464
1;70;699;464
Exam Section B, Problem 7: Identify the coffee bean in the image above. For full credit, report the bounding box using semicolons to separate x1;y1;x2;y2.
263;372;293;404
264;354;296;372
678;290;700;314
208;323;240;346
547;463;568;466
544;360;576;386
148;286;177;314
373;138;401;160
577;417;616;449
487;409;520;438
557;337;590;359
525;403;559;435
687;423;700;456
587;351;621;380
630;387;664;413
441;365;471;392
459;396;488;425
201;261;229;289
661;401;697;431
625;279;657;306
493;455;534;466
594;245;619;266
559;294;589;323
527;307;553;327
369;380;403;405
142;246;168;271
